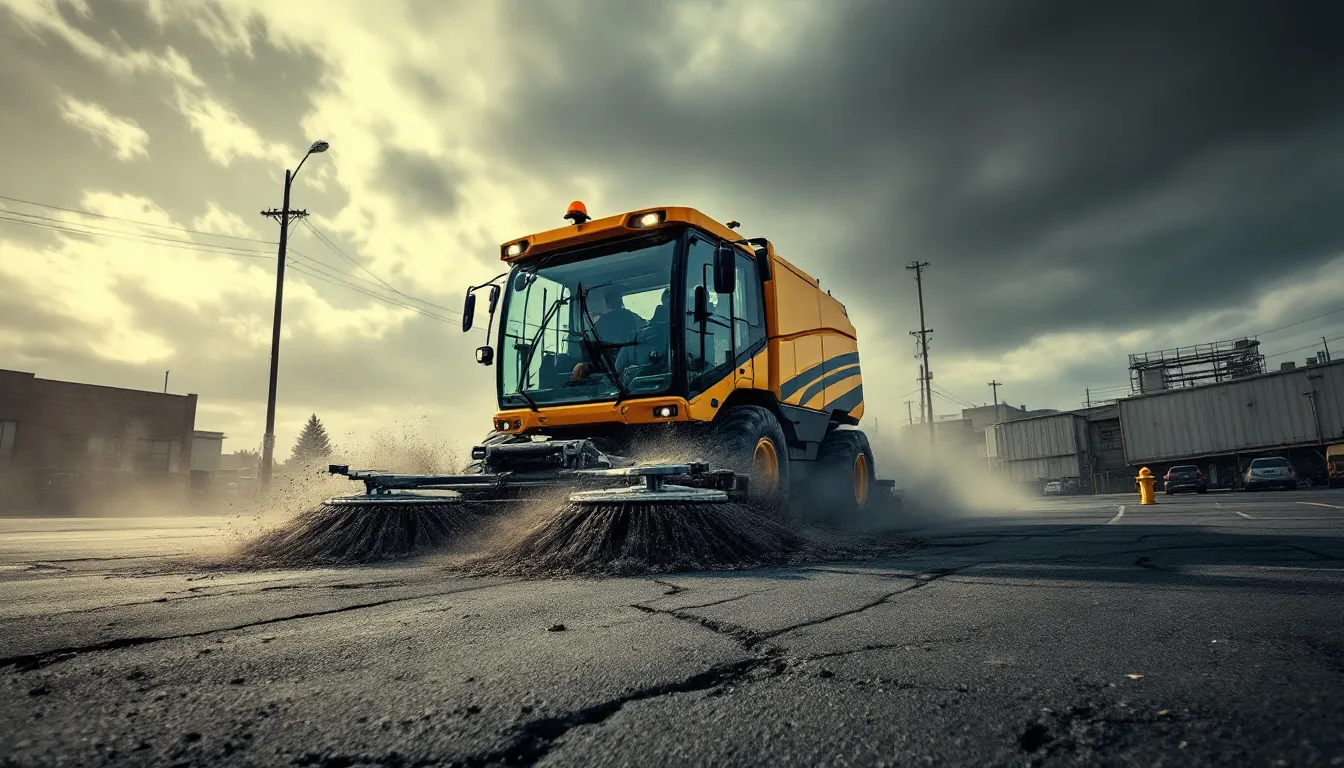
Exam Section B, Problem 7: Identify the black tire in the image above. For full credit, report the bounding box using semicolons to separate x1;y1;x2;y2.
1197;487;1207;494
812;428;877;523
705;405;792;515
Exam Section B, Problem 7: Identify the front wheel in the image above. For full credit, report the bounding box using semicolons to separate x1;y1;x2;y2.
706;405;792;516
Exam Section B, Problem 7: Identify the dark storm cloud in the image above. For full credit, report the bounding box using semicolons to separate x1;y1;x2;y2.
372;146;462;218
492;0;1344;355
0;1;376;309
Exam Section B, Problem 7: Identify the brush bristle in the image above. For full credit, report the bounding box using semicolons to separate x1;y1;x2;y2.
232;499;485;566
463;500;803;577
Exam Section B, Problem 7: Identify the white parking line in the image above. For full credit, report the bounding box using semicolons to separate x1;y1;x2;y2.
1297;501;1343;510
1107;505;1126;525
1234;511;1255;520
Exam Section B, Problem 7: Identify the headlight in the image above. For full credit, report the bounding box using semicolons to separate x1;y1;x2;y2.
630;211;664;228
504;241;529;258
654;405;678;419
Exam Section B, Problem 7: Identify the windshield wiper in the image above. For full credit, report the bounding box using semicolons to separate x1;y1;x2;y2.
575;283;631;404
510;292;569;412
510;388;540;412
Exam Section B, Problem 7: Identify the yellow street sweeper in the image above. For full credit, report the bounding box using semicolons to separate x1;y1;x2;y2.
241;203;895;569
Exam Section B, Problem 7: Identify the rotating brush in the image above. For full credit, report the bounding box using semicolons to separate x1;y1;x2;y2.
466;471;802;577
233;492;489;567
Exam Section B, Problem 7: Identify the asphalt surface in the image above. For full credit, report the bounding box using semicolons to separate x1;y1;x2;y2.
2;489;1343;767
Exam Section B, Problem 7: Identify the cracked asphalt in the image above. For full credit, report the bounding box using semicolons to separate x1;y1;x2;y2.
2;490;1343;767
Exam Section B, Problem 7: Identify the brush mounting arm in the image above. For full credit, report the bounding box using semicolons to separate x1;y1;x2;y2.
327;461;744;498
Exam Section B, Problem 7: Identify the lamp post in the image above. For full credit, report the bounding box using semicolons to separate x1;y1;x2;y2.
259;139;329;491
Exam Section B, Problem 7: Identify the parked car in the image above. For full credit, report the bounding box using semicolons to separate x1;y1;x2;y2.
38;472;83;515
1043;480;1063;496
1328;443;1344;489
1164;465;1208;495
1243;457;1297;491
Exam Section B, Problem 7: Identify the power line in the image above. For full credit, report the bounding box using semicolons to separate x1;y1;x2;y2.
291;237;462;318
0;209;460;323
1254;305;1344;339
0;207;275;256
0;212;274;259
929;385;977;410
1264;331;1344;361
289;258;458;323
286;262;459;325
287;248;462;321
299;219;462;316
0;191;275;244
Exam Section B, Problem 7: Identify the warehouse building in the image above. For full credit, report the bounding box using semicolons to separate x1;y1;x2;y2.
1119;358;1344;485
0;369;199;512
986;358;1344;493
984;405;1125;493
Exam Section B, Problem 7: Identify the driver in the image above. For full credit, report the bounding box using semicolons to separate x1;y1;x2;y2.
592;286;644;346
649;288;672;325
571;286;645;383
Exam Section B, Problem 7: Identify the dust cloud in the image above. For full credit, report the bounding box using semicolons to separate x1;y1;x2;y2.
214;421;473;549
864;426;1033;527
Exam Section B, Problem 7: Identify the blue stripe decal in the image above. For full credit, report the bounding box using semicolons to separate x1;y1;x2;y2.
828;384;864;415
780;351;860;401
797;365;861;407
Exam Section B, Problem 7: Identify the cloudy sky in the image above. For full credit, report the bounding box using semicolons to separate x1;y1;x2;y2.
2;0;1343;458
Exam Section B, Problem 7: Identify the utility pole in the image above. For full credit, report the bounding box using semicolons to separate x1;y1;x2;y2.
1324;336;1333;363
988;380;1002;422
905;400;914;426
258;140;329;491
163;370;169;394
917;365;926;425
1306;374;1325;448
907;260;934;448
1085;387;1091;408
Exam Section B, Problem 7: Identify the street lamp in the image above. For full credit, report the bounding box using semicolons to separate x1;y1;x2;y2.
259;139;329;491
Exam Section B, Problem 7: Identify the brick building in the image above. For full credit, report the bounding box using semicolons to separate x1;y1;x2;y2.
0;369;198;512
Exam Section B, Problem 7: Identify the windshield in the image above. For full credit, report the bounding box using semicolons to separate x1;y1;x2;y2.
498;235;678;408
1251;458;1289;468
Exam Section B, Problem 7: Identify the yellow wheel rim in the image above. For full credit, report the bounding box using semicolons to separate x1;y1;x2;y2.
854;453;870;506
753;437;780;494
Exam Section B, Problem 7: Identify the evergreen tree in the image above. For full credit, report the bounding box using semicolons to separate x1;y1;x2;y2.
228;449;260;472
290;414;333;463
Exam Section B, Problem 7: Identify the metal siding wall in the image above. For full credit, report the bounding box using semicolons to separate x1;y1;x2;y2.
1120;363;1344;463
1004;455;1081;482
997;414;1080;461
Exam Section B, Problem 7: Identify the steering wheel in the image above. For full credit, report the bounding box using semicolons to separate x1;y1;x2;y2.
618;322;670;382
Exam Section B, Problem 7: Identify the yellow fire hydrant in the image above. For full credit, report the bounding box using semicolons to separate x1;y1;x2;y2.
1137;467;1156;505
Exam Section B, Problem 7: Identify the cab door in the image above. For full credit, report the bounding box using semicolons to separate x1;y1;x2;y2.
729;248;767;390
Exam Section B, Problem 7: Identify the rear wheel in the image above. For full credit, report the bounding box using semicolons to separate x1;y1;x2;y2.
812;428;877;522
706;405;792;515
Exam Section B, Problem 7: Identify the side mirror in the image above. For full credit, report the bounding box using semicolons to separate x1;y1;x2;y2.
475;346;494;366
487;284;501;314
693;285;709;324
462;291;476;332
713;242;736;294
